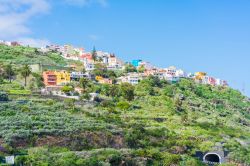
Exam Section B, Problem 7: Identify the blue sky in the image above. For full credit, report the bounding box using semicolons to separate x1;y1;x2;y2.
0;0;249;96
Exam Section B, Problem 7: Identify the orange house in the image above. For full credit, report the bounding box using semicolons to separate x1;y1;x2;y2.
43;71;57;86
99;78;113;84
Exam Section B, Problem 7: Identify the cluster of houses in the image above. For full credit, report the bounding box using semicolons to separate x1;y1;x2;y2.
194;72;228;86
0;40;228;90
117;60;228;86
0;40;20;47
42;45;124;71
41;43;228;91
41;70;114;96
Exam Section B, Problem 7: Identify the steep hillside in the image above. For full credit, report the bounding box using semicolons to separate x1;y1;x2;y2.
0;45;249;165
0;78;249;165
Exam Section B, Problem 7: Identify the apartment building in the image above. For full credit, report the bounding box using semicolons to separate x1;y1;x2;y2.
43;71;57;86
70;72;90;81
43;71;70;86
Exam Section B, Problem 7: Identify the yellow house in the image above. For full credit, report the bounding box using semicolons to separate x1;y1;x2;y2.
95;76;104;81
195;72;207;80
54;71;71;85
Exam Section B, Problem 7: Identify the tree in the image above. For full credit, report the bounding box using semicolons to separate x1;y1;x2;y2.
106;70;117;79
124;64;137;73
91;46;97;61
93;63;107;77
120;83;135;101
147;75;161;87
82;66;86;73
4;63;15;83
137;65;145;73
174;96;183;112
32;72;44;88
109;85;120;99
61;85;73;95
20;64;31;87
79;77;90;91
163;85;174;97
101;84;110;96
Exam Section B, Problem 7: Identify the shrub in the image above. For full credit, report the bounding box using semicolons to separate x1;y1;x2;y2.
0;91;8;101
117;101;130;111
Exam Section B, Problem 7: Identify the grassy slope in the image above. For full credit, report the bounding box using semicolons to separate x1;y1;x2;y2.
0;44;67;66
0;80;249;165
0;45;249;165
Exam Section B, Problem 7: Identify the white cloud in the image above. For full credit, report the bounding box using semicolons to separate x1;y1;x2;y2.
0;0;50;44
0;0;107;47
17;37;51;48
65;0;108;7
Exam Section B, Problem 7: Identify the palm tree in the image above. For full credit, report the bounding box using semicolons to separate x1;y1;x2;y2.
20;64;31;87
4;63;15;83
79;77;90;92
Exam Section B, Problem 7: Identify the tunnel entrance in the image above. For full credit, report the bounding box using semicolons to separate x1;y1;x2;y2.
204;153;221;164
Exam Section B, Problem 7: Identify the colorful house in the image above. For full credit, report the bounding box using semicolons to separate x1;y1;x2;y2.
54;71;71;85
144;68;158;76
11;41;20;46
195;72;207;80
99;78;113;84
117;73;143;85
43;71;70;86
95;76;104;81
70;72;90;81
203;76;216;86
95;76;113;84
131;59;142;67
154;69;166;80
43;71;57;86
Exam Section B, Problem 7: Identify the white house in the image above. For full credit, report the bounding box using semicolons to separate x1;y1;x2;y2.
216;79;228;86
70;72;91;80
154;69;166;80
84;62;95;71
117;73;142;85
165;66;177;76
176;69;187;78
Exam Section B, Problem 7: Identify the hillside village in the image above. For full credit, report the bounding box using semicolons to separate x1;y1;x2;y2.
1;40;228;99
0;40;249;166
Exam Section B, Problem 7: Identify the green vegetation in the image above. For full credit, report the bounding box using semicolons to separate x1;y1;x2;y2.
0;45;67;65
20;64;32;87
0;45;249;165
8;89;31;95
0;91;8;101
0;78;249;165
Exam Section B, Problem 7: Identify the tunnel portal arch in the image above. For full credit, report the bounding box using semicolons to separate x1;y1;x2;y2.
203;153;222;164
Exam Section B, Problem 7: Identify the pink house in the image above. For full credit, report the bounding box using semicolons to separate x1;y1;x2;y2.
208;77;216;86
